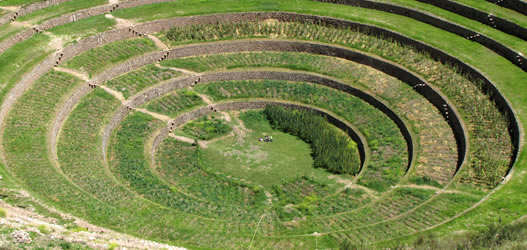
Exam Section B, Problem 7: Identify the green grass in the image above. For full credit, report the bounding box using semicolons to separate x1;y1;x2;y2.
144;89;204;117
64;38;158;77
182;114;232;140
0;33;51;106
0;0;526;247
200;110;322;188
449;0;527;27
0;0;43;6
105;64;181;98
264;105;360;175
163;51;459;183
114;0;527;55
48;15;116;41
162;20;512;187
17;0;108;24
375;0;527;53
194;79;407;191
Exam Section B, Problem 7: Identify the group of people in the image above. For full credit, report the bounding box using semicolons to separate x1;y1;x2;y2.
258;135;273;142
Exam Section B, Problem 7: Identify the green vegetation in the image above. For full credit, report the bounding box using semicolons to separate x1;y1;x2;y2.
144;89;203;117
199;110;323;188
105;64;181;98
182;115;231;140
64;38;158;77
264;105;360;175
195;79;407;191
0;0;526;247
164;51;458;183
0;0;43;6
0;34;51;106
162;20;511;187
402;220;527;249
48;15;116;40
17;0;108;24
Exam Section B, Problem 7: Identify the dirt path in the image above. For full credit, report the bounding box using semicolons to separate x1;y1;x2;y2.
54;67;89;82
156;64;198;76
106;14;170;50
328;175;378;198
99;85;125;102
0;6;19;12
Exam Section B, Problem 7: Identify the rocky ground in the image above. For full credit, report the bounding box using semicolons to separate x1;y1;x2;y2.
0;184;185;249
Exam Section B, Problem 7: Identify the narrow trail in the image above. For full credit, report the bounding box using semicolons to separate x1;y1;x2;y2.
168;134;195;144
136;108;172;122
329;175;378;198
96;83;172;122
0;6;19;12
54;67;89;82
106;13;170;50
156;64;199;76
99;85;125;102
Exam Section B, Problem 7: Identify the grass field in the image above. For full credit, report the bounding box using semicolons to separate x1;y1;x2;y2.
200;110;328;188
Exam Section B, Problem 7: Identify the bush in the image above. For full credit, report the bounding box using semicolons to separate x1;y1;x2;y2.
263;105;360;174
0;208;6;218
182;115;232;140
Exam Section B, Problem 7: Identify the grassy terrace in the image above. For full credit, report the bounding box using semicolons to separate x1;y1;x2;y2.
112;1;527;244
144;89;204;117
63;37;158;77
194;79;407;191
159;21;512;186
105;64;182;99
0;24;23;43
47;15;116;41
0;0;525;247
17;0;108;24
0;34;51;104
374;0;527;52
440;0;527;28
57;89;252;248
163;51;457;183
